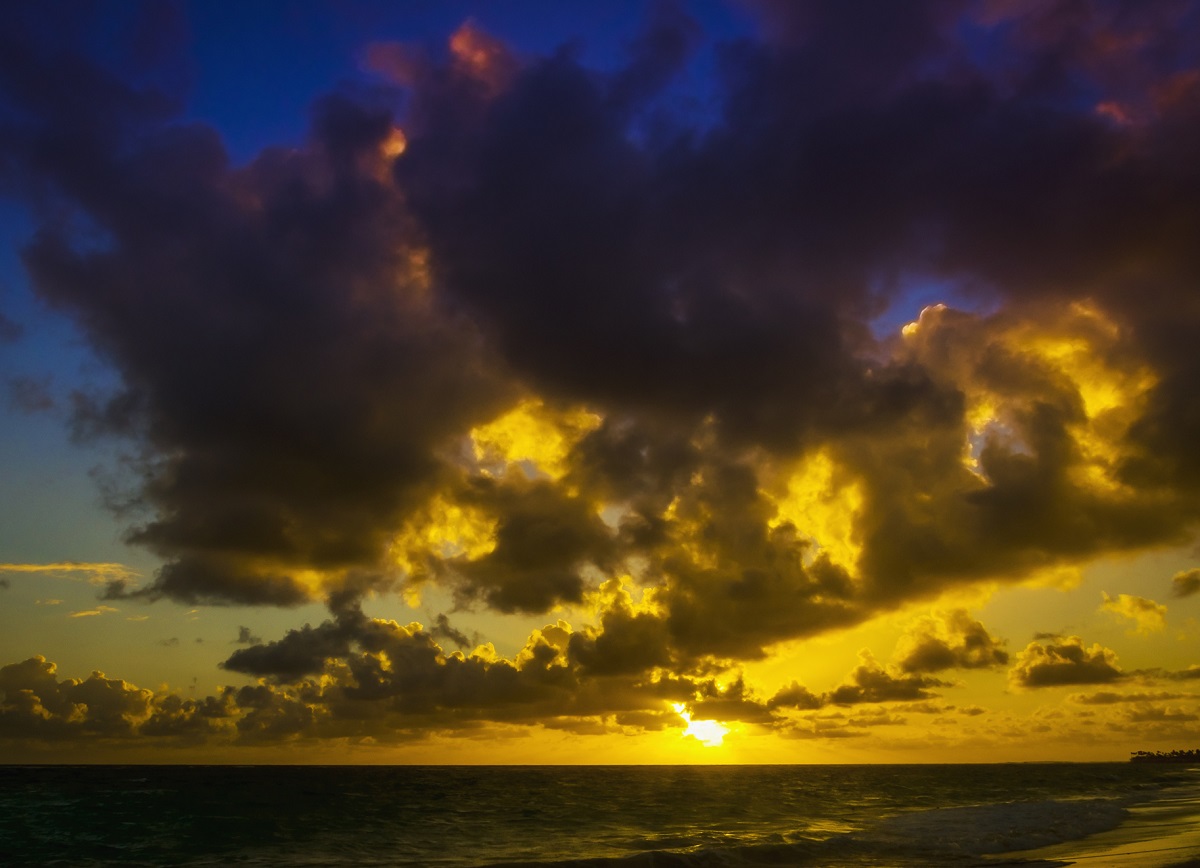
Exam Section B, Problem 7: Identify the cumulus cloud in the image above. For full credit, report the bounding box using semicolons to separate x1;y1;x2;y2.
2;614;986;751
217;608;697;737
1;656;152;740
1009;637;1124;688
5;0;1200;627
0;656;238;747
222;609;361;682
1100;592;1167;635
828;651;951;705
768;681;824;711
892;609;1009;673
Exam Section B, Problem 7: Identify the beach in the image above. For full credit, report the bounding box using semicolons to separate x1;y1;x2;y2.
998;777;1200;867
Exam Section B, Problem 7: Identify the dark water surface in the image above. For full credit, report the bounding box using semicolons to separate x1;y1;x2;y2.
0;763;1195;866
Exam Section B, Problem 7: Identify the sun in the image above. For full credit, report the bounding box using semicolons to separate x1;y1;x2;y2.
673;703;730;747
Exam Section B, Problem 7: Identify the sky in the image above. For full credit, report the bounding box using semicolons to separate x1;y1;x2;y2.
1;0;1199;765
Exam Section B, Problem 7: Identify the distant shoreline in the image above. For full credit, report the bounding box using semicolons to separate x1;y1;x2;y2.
1131;750;1200;764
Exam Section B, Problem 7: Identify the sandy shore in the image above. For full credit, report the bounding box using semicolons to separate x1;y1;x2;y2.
996;786;1200;866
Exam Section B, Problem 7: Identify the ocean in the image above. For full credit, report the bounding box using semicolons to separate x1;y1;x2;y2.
1;763;1197;866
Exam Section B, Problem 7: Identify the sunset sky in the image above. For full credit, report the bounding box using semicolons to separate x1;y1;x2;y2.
2;0;1199;764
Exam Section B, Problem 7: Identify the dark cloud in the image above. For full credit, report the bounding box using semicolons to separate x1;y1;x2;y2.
893;609;1009;673
639;459;863;661
449;477;618;613
768;681;823;711
568;583;672;677
691;675;776;724
1172;568;1200;598
1009;637;1124;688
222;608;361;682
828;651;950;705
235;626;262;646
139;690;237;742
0;656;153;741
0;611;1038;751
430;614;470;650
3;9;512;608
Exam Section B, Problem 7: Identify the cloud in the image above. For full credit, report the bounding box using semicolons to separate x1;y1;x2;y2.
1100;592;1167;635
1009;637;1124;688
68;605;119;618
2;1;1200;749
234;626;261;646
768;681;824;711
1164;666;1200;681
0;656;235;745
220;616;697;741
567;579;673;677
1124;705;1199;724
0;656;153;740
4;10;512;609
828;651;950;705
1069;691;1192;705
5;1;1199;637
430;614;470;650
222;611;360;682
892;609;1009;673
0;562;140;585
1172;568;1200;598
447;477;619;613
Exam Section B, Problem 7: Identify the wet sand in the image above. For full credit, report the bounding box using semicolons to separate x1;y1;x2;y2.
998;787;1200;866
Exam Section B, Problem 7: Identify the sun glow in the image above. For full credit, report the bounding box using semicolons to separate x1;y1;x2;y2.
469;398;602;481
673;703;729;747
768;449;864;573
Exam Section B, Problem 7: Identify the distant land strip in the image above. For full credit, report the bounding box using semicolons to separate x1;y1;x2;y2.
1130;749;1200;763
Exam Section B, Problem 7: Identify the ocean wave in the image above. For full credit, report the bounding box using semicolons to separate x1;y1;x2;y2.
482;795;1146;867
2;764;1194;868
